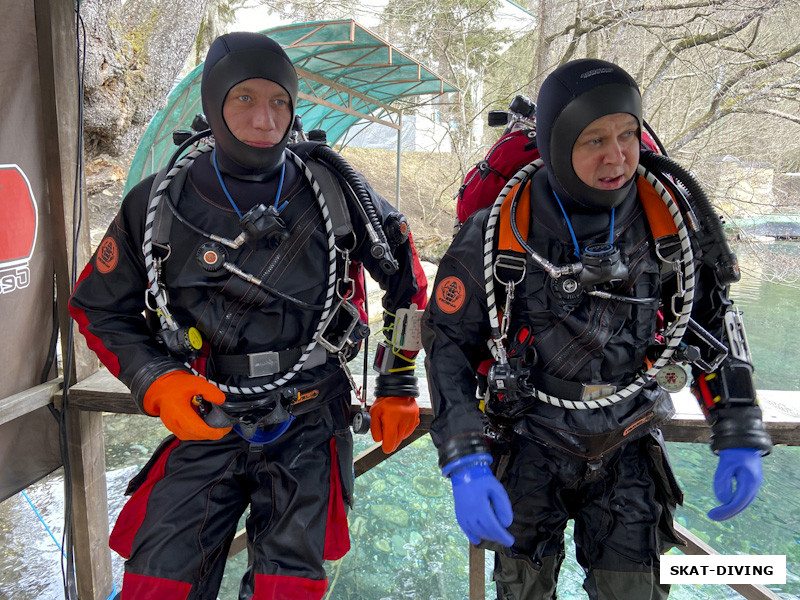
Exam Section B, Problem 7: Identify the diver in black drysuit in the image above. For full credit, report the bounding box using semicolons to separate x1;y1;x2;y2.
422;59;771;599
70;32;427;599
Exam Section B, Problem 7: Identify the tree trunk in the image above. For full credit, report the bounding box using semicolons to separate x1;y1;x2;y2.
81;0;209;159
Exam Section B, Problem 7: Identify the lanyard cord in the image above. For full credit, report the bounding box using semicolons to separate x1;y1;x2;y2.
212;148;286;217
551;189;614;258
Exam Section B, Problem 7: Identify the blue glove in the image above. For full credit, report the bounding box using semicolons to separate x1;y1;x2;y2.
443;453;515;547
707;448;763;521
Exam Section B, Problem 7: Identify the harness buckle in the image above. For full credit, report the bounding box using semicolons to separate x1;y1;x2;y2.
493;254;527;285
580;384;617;402
315;297;362;353
248;351;282;378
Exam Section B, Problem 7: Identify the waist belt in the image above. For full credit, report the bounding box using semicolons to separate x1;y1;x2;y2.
530;369;619;402
212;344;328;378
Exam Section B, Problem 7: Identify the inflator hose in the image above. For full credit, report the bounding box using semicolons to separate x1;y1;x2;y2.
167;129;212;171
639;150;740;285
307;144;399;274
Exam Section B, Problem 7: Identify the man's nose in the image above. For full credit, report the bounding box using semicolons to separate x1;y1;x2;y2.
252;103;277;130
605;140;626;164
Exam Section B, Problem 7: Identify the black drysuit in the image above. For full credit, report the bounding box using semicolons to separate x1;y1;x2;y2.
422;167;770;599
69;150;428;599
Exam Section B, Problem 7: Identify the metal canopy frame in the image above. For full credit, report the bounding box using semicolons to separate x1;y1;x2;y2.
125;19;459;196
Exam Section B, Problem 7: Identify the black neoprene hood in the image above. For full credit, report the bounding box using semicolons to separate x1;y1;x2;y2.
536;59;642;210
201;32;299;177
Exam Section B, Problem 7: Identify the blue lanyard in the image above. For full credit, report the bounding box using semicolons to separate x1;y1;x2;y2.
212;148;286;218
552;189;614;258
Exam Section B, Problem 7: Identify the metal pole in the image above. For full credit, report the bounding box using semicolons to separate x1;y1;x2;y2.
395;112;402;209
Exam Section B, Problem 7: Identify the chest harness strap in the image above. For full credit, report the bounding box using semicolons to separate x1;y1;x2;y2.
483;160;696;410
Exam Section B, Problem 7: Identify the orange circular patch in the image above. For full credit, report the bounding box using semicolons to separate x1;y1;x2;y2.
95;237;119;274
435;276;466;314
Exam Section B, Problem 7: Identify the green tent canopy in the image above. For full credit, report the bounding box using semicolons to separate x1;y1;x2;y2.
124;19;459;195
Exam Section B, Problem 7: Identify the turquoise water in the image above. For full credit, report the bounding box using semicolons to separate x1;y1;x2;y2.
1;241;798;599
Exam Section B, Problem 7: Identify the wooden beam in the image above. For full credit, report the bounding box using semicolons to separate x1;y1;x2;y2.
469;545;486;600
0;378;62;427
68;370;800;446
34;0;111;597
66;369;139;414
674;523;782;600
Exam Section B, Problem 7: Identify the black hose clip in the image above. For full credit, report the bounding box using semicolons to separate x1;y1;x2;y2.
487;357;533;402
239;204;289;247
579;243;629;288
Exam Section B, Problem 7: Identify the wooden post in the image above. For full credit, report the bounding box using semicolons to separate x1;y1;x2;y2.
469;544;486;600
34;1;113;599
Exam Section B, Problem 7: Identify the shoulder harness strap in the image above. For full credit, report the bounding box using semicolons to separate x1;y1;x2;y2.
149;164;192;255
302;158;354;241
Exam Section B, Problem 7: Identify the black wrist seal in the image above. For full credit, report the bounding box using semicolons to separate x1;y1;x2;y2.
709;405;772;455
437;433;490;469
375;373;419;397
130;357;189;414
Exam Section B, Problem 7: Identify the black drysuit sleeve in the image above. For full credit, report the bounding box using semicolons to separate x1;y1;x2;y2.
68;175;187;412
422;212;495;467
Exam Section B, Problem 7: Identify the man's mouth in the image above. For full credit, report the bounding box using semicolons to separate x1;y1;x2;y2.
597;174;625;189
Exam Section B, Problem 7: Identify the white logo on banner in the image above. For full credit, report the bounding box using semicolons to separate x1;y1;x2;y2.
0;164;38;295
661;554;786;584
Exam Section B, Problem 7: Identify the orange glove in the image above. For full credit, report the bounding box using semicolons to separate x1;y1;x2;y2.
143;371;230;440
369;396;420;454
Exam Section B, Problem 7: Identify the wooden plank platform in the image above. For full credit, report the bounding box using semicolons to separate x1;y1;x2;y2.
63;369;800;446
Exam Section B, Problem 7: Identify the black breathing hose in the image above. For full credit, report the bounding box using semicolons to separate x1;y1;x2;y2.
167;129;213;171
309;144;399;274
639;150;740;285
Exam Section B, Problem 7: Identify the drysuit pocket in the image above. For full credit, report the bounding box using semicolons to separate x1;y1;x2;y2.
110;436;180;559
333;426;354;508
123;435;178;496
644;430;685;550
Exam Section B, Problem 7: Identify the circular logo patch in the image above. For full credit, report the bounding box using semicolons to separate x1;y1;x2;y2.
435;276;466;314
95;237;119;274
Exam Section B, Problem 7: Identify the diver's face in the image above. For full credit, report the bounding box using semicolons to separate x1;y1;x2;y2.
222;78;292;148
572;113;639;190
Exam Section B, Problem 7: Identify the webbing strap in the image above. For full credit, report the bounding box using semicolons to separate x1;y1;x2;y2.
497;181;529;254
636;177;678;239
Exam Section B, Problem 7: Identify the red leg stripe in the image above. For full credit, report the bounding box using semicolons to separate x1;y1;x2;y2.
252;574;327;600
120;572;191;599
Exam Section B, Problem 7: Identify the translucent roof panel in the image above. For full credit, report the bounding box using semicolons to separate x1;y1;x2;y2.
125;19;459;194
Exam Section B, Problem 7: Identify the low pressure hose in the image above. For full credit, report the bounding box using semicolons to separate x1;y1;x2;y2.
167;129;212;171
309;144;399;274
639;150;740;285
